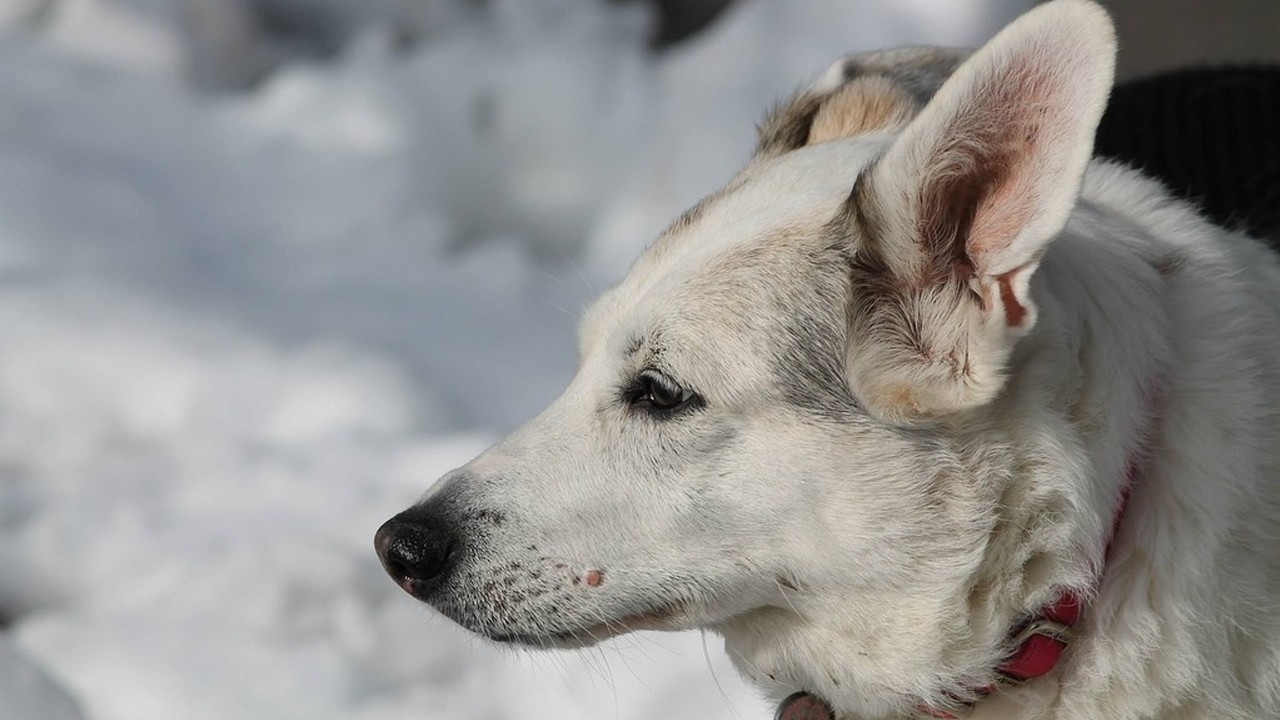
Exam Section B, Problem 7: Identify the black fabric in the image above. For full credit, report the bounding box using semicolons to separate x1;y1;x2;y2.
1097;66;1280;242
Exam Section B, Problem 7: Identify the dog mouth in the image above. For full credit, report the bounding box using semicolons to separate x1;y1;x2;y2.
489;604;686;648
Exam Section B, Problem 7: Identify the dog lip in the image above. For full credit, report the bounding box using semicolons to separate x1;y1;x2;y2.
489;604;683;647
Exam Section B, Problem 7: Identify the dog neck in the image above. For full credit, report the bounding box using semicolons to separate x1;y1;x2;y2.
775;434;1152;720
914;437;1149;720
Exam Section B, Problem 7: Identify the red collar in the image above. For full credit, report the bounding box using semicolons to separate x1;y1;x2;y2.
776;452;1144;720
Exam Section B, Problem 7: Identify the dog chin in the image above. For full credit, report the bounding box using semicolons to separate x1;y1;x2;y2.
487;605;693;650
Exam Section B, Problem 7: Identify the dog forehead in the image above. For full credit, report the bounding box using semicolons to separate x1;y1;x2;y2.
647;136;883;270
599;136;880;311
579;144;880;371
578;137;881;361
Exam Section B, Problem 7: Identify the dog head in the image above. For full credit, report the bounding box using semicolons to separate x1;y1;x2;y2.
377;1;1116;715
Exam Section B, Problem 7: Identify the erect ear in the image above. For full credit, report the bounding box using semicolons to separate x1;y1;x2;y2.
844;0;1115;423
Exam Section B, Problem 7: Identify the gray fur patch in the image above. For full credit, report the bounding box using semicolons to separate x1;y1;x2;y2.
754;46;967;159
765;239;864;421
755;91;826;157
841;46;968;106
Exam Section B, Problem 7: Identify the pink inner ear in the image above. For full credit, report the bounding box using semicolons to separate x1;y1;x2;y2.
917;69;1056;279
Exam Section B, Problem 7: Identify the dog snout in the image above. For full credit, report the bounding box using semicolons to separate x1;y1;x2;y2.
375;507;457;596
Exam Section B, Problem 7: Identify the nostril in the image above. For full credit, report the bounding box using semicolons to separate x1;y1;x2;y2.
375;516;454;586
388;531;452;582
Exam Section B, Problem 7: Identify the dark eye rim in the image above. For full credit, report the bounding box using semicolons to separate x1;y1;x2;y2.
622;369;704;416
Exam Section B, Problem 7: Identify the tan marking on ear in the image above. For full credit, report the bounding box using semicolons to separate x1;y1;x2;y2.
875;384;925;421
996;271;1027;327
807;76;919;145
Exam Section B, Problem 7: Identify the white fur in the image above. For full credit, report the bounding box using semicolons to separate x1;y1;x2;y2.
383;2;1280;718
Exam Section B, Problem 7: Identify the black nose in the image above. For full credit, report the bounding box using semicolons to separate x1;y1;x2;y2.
375;509;456;592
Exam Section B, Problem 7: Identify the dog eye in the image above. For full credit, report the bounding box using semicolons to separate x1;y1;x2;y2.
625;370;701;415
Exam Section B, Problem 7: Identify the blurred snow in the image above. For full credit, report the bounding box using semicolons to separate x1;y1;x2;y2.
0;0;1030;718
0;635;86;720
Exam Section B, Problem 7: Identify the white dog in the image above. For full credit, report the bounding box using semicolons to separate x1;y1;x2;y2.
376;2;1280;718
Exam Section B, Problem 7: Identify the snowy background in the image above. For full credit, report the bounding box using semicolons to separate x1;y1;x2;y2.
0;1;1029;718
